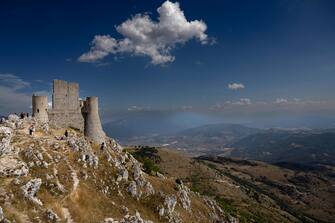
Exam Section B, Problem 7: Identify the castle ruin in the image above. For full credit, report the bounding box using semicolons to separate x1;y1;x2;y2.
32;80;106;143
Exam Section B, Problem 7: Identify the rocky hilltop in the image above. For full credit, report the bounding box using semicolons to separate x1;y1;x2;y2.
0;114;235;223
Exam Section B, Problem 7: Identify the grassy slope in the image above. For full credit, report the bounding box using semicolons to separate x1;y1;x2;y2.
0;128;223;223
136;148;298;223
150;148;334;223
200;156;335;223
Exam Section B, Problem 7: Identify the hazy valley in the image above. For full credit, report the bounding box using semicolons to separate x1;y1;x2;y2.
105;121;335;166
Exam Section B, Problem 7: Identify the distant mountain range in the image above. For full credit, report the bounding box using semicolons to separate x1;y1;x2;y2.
103;111;223;141
179;123;260;139
103;112;335;141
229;129;335;165
106;121;335;165
115;123;261;155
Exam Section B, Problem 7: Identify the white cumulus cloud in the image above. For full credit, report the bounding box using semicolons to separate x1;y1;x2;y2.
275;98;288;104
228;83;245;90
232;98;251;105
78;0;209;65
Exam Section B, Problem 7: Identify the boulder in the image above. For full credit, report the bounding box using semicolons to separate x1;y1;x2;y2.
0;155;29;177
21;178;43;206
128;181;139;198
46;209;60;222
144;181;155;196
133;163;142;181
177;184;191;210
0;126;13;156
103;211;153;223
164;195;177;215
7;114;19;122
0;206;3;221
117;168;128;182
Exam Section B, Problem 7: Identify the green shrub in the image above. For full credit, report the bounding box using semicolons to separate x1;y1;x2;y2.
142;158;161;174
129;146;162;175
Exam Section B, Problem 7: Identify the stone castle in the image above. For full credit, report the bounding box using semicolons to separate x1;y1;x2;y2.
32;80;105;143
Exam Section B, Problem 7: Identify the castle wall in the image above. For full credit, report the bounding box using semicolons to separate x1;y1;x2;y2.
48;111;84;130
52;80;68;110
49;80;84;130
32;95;49;123
83;97;105;143
68;82;80;111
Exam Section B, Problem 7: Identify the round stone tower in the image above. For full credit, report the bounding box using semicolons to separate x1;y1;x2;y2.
83;97;105;144
32;95;49;123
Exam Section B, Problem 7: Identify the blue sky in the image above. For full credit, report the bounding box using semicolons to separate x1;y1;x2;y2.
0;0;335;127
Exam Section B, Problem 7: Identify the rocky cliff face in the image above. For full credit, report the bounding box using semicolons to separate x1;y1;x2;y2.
0;115;235;223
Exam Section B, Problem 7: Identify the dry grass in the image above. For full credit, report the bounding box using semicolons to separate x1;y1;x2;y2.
64;183;122;223
153;148;303;223
2;128;239;223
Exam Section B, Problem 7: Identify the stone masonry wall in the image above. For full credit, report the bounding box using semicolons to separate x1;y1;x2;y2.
52;80;68;111
48;111;84;130
68;82;80;111
49;80;84;130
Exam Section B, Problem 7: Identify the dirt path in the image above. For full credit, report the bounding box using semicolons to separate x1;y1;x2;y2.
62;207;74;223
59;160;80;223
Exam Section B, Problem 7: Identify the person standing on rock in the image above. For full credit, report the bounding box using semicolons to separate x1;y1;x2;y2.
64;130;68;138
100;142;105;151
29;125;35;136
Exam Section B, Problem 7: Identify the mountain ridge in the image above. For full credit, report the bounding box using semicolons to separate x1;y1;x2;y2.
230;130;335;165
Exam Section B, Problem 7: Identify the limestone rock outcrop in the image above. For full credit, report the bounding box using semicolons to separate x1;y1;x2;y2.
0;155;29;177
0;126;13;155
21;178;43;206
0;206;4;221
0;123;29;177
103;211;153;223
46;209;60;222
177;183;191;211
